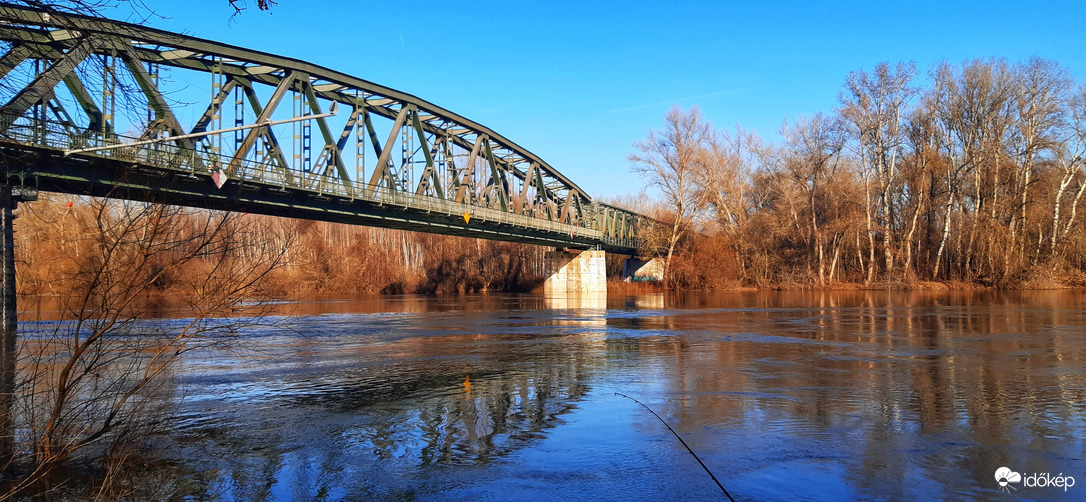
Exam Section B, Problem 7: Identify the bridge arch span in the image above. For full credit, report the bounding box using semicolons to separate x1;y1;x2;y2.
0;4;646;253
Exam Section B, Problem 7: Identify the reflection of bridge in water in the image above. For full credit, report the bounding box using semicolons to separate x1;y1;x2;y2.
156;301;611;500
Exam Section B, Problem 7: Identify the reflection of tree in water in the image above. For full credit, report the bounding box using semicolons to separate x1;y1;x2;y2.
349;363;591;467
632;290;1086;500
100;370;591;500
137;308;606;501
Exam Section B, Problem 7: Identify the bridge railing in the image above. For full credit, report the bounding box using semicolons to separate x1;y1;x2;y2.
2;115;644;250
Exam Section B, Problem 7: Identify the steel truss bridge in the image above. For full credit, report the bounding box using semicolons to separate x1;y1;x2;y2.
0;4;647;253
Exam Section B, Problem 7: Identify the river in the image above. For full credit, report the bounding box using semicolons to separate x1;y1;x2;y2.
23;290;1086;500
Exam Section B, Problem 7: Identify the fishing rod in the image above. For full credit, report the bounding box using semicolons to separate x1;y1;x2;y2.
615;392;737;502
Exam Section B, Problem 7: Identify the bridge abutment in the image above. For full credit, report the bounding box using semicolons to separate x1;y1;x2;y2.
543;249;607;295
621;257;665;282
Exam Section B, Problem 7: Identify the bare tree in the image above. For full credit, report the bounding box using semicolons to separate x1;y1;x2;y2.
227;0;276;14
2;198;288;498
928;60;1015;279
900;96;945;277
1051;85;1086;257
774;114;846;284
696;126;760;281
840;61;917;281
629;106;712;280
698;126;758;237
617;58;1086;287
974;62;1016;279
1002;58;1070;271
11;0;274;17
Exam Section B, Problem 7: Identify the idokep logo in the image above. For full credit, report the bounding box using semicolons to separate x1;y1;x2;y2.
995;467;1021;493
995;466;1075;494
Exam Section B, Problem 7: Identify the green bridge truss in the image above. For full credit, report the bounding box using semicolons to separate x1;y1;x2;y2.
0;4;647;253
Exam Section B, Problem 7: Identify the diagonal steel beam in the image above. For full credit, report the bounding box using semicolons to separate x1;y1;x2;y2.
573;196;586;226
360;108;389;191
455;135;485;204
482;137;509;212
118;47;193;148
0;44;31;80
42;93;80;133
189;76;239;141
60;74;109;132
230;70;296;176
300;81;349;183
413;131;440;197
516;162;537;215
369;104;411;193
361;109;383;157
533;161;551;219
240;84;293;182
0;37;94;131
411;111;442;198
335;102;362;153
559;191;573;224
331;100;366;189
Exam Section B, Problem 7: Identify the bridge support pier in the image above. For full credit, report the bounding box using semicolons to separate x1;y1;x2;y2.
543;249;607;295
0;183;15;465
621;257;665;282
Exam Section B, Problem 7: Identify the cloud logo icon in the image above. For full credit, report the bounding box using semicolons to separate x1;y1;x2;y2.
995;467;1022;493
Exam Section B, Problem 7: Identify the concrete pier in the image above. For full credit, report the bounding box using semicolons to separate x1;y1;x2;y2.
543;249;607;294
621;257;665;282
543;293;607;311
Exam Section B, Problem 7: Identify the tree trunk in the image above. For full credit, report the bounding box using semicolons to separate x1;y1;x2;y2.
881;181;894;275
1061;181;1086;241
933;193;955;280
812;192;824;285
828;234;841;283
904;188;925;275
1051;169;1076;255
663;217;683;282
863;169;876;284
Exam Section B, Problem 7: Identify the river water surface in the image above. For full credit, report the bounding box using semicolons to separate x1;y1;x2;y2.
44;291;1086;500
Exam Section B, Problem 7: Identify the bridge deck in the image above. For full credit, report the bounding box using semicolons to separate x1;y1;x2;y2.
1;117;640;252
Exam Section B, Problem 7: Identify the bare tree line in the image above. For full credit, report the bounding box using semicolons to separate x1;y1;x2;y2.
15;195;550;298
631;58;1086;288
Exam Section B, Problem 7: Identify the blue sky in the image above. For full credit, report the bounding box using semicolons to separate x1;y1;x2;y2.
106;0;1086;198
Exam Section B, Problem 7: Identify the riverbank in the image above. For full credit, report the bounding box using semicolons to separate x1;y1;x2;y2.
605;277;1086;294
